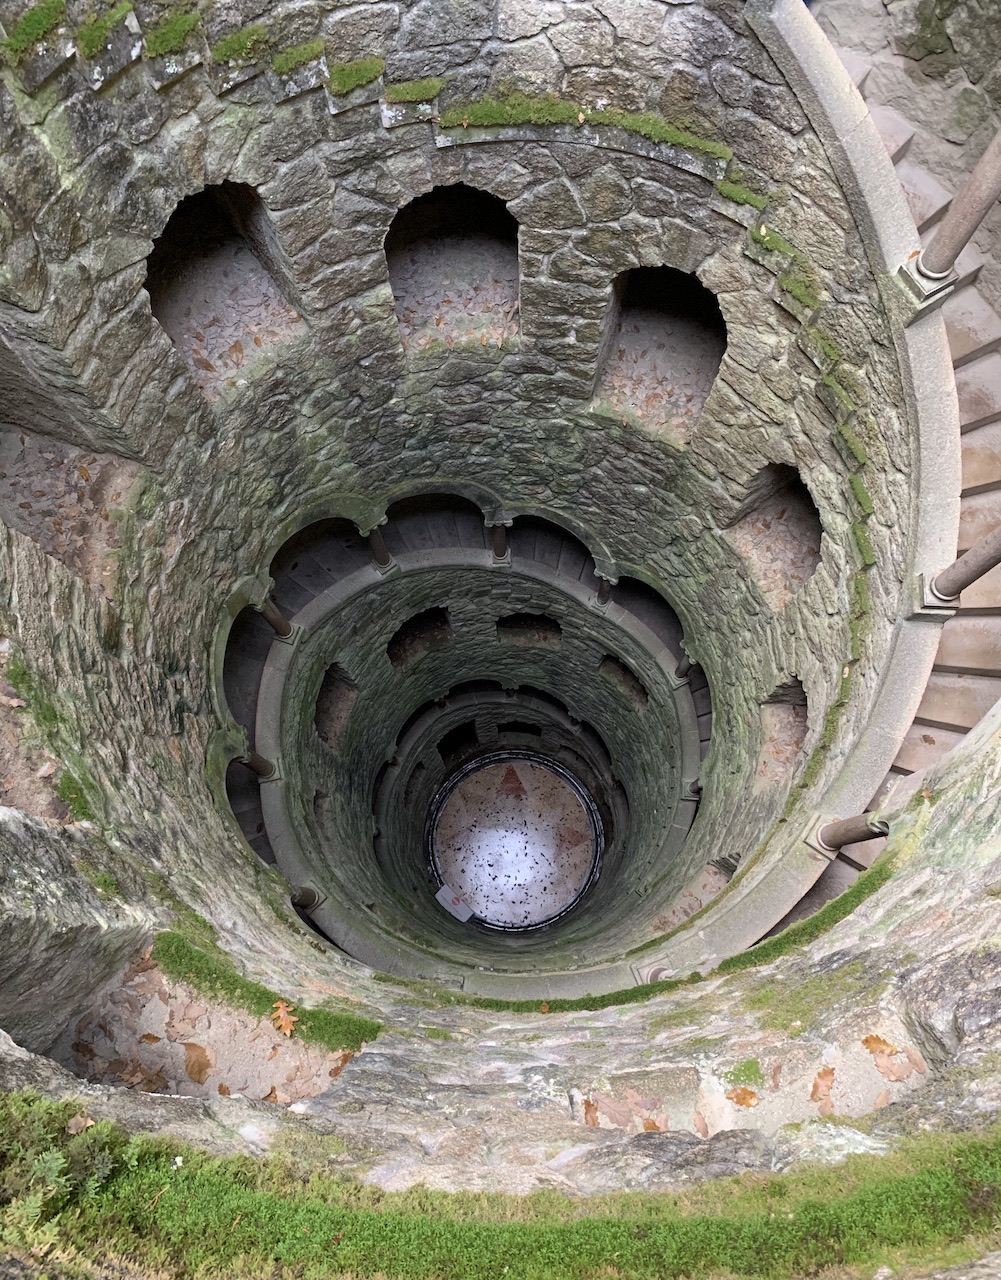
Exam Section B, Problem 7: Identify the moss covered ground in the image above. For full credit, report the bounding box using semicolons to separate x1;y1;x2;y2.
3;1089;1001;1278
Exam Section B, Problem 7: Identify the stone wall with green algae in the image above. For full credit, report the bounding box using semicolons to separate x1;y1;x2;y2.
0;0;940;1004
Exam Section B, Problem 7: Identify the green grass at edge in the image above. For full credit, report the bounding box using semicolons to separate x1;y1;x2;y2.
211;23;267;65
0;0;64;63
438;91;732;160
76;1;131;59
328;54;384;95
385;75;445;102
152;931;380;1052
271;38;323;76
143;10;199;58
4;1089;1001;1280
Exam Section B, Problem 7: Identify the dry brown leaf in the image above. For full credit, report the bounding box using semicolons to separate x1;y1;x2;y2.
78;465;91;482
262;1085;280;1104
862;1034;899;1056
539;1002;549;1013
217;1083;231;1096
583;1098;600;1128
270;999;299;1037
727;1086;759;1108
874;1053;914;1082
328;1051;353;1080
139;1032;161;1045
811;1066;835;1102
874;1089;892;1109
693;1109;709;1138
183;1042;214;1085
642;1117;662;1132
905;1046;927;1074
66;1114;95;1135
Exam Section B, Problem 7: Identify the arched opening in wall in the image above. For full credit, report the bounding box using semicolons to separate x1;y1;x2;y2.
0;427;141;593
598;654;649;711
223;605;273;735
315;664;358;750
689;664;713;761
593;266;726;442
225;760;275;865
497;721;544;739
755;678;808;792
387;607;452;670
609;577;685;652
268;518;371;617
509;515;600;591
437;721;479;766
385;183;519;353
145;182;304;401
724;464;823;609
496;613;562;650
381;492;488;558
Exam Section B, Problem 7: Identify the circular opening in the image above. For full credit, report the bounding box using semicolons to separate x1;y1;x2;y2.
428;751;603;930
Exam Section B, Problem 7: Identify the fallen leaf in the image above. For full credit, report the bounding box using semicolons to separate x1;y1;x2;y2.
874;1053;914;1082
811;1066;835;1102
328;1051;353;1080
218;1083;230;1096
78;465;91;482
270;999;299;1037
693;1109;709;1138
642;1117;662;1131
862;1034;899;1056
139;1032;161;1045
874;1089;892;1109
182;1042;214;1085
583;1098;600;1127
66;1114;94;1135
539;1002;549;1013
727;1087;759;1108
905;1046;927;1074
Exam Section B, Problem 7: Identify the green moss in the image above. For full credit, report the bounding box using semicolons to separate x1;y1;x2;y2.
6;1088;1001;1279
211;23;267;65
76;1;131;59
822;372;856;412
328;54;384;95
0;0;65;64
853;521;878;567
743;959;880;1036
152;932;381;1052
438;91;733;160
849;474;875;517
142;9;199;58
55;770;94;822
373;969;703;1014
849;568;872;663
723;1058;766;1089
271;37;323;76
385;75;445;102
718;856;896;975
78;863;120;897
837;420;869;467
715;180;767;210
750;223;797;257
778;271;821;310
422;1026;454;1041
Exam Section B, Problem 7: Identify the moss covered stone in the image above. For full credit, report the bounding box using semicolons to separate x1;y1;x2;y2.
271;38;323;76
142;10;199;59
385;76;445;103
0;0;65;64
76;1;132;59
211;23;267;66
328;55;384;96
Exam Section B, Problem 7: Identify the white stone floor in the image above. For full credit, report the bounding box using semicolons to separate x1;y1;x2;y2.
433;758;597;928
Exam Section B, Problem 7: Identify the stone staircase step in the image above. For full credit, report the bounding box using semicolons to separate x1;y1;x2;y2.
892;720;967;773
961;421;1001;494
832;45;872;93
958;489;1001;550
894;159;953;233
309;533;370;578
958;560;1001;610
915;671;1001;732
942;285;1001;369
869;103;914;163
957;353;1001;432
934;614;1001;677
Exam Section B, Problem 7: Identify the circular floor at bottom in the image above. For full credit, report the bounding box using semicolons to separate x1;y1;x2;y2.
430;755;600;929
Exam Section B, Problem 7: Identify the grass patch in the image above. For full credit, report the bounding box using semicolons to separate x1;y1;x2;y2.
5;1090;1001;1278
715;180;767;210
77;862;119;898
76;1;131;59
0;0;64;64
422;1026;454;1041
373;969;702;1014
778;271;820;310
743;958;879;1036
385;75;445;102
723;1058;766;1089
438;90;732;160
853;520;877;567
328;54;384;95
849;474;875;517
211;23;267;65
271;38;323;76
751;223;822;309
152;931;380;1052
142;10;199;58
56;770;94;822
718;855;896;975
838;419;869;466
